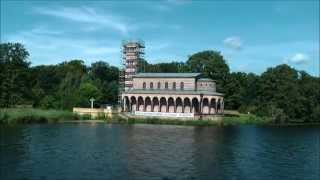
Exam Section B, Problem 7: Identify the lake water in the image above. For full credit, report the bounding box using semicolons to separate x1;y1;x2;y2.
1;124;319;180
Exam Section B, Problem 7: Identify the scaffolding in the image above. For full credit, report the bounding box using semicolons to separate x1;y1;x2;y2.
118;40;145;108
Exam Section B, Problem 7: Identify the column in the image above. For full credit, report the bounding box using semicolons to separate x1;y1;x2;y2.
166;97;169;113
136;96;139;111
215;99;218;114
222;100;224;114
209;99;211;114
151;99;154;112
182;101;184;113
200;99;203;114
123;98;126;112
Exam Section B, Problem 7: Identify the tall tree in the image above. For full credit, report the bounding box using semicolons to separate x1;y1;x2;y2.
54;60;87;109
224;72;248;110
0;43;31;107
89;61;119;105
187;50;229;92
90;61;119;82
256;64;301;121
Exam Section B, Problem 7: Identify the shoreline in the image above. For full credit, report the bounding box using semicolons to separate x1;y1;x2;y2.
1;108;319;127
2;118;320;127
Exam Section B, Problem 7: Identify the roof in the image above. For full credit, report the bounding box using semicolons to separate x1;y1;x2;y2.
133;73;202;78
123;89;223;96
198;78;215;82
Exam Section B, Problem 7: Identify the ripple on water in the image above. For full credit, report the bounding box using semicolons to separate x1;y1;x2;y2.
1;124;319;180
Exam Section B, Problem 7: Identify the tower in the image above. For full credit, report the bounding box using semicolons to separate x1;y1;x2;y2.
121;41;145;91
118;41;145;107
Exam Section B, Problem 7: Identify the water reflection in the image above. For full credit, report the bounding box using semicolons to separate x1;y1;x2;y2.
1;126;30;178
0;124;319;180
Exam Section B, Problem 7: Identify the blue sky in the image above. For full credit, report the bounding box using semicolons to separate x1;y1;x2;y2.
1;0;319;75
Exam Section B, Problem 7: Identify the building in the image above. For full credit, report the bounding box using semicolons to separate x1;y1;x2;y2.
119;41;145;92
120;41;224;118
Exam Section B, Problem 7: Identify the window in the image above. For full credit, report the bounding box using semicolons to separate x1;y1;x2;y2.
180;82;184;90
165;82;168;89
150;82;153;89
157;82;161;89
143;82;146;89
173;82;176;90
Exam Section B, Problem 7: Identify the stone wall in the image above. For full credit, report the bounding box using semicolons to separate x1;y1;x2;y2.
73;107;112;119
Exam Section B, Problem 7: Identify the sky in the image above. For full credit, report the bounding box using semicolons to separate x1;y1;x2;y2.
1;0;319;76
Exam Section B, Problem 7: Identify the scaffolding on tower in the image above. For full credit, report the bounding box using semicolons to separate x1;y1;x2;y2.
118;40;145;109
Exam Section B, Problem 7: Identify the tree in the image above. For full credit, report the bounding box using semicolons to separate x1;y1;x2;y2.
78;82;101;107
224;72;248;110
142;59;191;73
101;81;119;105
90;61;118;82
0;43;31;107
187;50;229;92
2;42;320;124
54;60;87;109
256;64;301;121
89;61;119;105
297;71;320;122
30;65;60;107
311;106;320;123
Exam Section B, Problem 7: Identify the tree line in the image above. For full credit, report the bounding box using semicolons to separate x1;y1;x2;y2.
1;43;319;123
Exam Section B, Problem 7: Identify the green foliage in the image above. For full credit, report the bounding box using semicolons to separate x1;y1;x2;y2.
311;106;320;123
0;108;80;124
78;82;101;106
224;72;248;109
144;61;191;73
0;43;31;107
222;114;271;125
86;61;119;105
90;61;119;82
1;42;319;124
187;50;229;92
39;95;57;109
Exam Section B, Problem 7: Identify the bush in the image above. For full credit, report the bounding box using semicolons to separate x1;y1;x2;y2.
0;108;80;124
273;108;288;124
238;105;257;114
311;106;320;123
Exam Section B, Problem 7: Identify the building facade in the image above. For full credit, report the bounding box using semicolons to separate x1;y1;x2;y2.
121;73;224;118
119;41;224;118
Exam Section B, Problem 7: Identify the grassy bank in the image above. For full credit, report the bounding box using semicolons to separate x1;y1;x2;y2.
222;114;272;125
2;108;317;126
0;108;88;124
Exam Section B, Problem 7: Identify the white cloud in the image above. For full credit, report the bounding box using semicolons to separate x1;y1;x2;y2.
223;36;243;50
34;7;130;35
284;53;309;65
